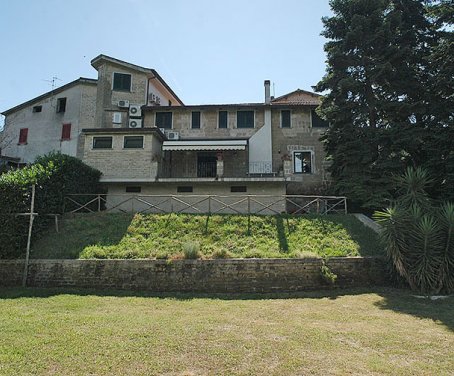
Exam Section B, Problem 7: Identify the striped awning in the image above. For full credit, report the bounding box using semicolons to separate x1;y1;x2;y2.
162;140;247;151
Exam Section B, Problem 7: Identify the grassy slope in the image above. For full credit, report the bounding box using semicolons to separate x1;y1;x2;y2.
31;213;382;259
0;288;453;375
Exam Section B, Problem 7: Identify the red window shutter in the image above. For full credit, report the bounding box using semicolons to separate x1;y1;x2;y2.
61;123;71;140
19;128;28;144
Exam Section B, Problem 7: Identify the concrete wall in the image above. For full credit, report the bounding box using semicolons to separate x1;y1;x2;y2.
82;132;161;180
0;257;387;292
105;182;286;214
1;82;97;163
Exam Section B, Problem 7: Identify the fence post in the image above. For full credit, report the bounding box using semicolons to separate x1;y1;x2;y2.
22;184;36;287
208;195;211;215
344;198;348;214
247;196;251;235
98;195;101;212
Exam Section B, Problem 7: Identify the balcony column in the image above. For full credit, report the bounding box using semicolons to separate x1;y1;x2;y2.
216;152;224;178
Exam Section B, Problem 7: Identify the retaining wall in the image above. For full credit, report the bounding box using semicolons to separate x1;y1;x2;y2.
0;257;387;293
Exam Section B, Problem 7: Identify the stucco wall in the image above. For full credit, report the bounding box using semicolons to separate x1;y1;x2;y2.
0;257;387;292
104;182;286;213
1;82;97;163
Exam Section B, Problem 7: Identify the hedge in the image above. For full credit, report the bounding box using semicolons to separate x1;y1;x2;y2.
0;153;103;258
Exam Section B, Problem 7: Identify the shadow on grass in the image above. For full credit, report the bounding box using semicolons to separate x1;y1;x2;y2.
374;290;454;332
1;286;452;331
31;213;134;259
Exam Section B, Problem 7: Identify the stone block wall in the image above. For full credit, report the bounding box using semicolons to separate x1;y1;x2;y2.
0;258;387;293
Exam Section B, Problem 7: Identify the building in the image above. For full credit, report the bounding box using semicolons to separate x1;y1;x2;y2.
1;54;329;212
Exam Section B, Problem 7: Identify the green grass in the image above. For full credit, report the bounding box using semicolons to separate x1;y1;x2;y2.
31;213;382;259
0;287;452;375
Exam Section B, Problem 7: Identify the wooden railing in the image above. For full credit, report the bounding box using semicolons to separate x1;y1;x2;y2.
64;194;347;215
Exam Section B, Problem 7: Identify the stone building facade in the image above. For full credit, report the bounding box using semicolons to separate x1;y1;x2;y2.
1;54;330;207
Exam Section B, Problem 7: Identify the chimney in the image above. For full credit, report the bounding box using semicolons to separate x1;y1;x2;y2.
264;80;271;104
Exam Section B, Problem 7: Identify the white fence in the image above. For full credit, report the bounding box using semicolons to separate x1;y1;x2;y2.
64;194;348;215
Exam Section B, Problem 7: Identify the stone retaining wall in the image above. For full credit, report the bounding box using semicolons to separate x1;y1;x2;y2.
0;257;387;293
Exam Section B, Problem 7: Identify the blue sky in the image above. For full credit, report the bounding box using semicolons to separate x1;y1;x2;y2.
0;0;331;127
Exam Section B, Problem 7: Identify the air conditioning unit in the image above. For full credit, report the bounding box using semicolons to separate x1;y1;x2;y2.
118;100;130;108
129;104;141;118
129;119;142;128
165;131;179;140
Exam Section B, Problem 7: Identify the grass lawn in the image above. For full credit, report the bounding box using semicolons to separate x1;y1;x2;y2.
0;287;452;375
31;213;381;259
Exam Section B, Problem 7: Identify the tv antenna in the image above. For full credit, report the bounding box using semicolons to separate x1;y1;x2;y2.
43;76;62;90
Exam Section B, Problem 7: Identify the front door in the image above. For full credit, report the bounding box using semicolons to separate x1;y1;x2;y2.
197;153;217;177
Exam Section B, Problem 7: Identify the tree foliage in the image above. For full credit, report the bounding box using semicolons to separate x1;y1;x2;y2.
0;152;102;259
315;0;454;210
374;167;454;294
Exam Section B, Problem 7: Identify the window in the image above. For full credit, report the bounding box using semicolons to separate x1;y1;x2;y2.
191;111;201;129
281;110;291;128
156;112;172;129
237;110;254;128
112;112;122;124
311;110;329;127
126;186;141;193
32;105;42;113
293;151;312;174
123;136;144;149
177;186;193;193
113;72;132;91
18;128;28;144
93;136;113;149
218;111;228;128
61;123;71;140
231;186;247;193
56;97;67;113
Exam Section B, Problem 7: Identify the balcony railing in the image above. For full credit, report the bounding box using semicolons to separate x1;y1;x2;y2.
248;161;274;175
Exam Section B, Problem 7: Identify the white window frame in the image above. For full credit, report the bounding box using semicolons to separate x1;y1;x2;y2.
123;135;144;149
218;110;228;129
112;112;122;124
92;136;113;150
293;150;314;174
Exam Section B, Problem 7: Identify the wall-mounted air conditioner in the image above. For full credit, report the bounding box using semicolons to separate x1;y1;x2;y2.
165;131;179;140
129;119;142;128
129;104;141;118
118;100;130;108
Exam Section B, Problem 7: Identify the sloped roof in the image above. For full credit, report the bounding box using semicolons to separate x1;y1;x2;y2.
1;78;97;116
90;54;184;106
271;89;321;106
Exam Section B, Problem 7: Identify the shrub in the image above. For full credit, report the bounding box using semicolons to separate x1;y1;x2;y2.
374;167;454;294
0;152;102;259
182;241;201;259
320;261;337;285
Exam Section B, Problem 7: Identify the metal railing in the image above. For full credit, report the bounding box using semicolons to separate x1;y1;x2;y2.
64;194;347;216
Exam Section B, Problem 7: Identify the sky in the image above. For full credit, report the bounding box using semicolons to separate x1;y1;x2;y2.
0;0;332;128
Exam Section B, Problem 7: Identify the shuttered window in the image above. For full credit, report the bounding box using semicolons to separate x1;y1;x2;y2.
61;123;71;140
192;111;201;129
156;112;172;129
218;111;228;128
237;111;254;128
19;128;28;144
281;110;291;128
